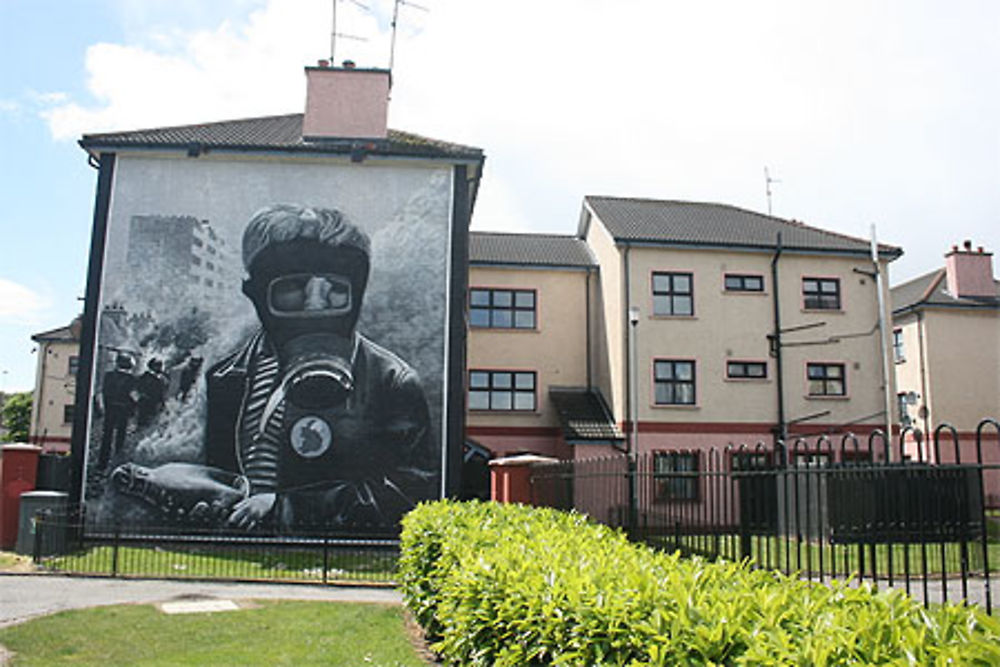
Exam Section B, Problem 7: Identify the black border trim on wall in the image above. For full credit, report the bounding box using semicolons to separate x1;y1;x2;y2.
70;152;116;509
445;164;470;498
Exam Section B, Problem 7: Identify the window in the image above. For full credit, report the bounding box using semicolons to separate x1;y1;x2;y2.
63;404;75;424
469;370;536;411
724;274;764;292
654;452;699;501
897;392;912;428
802;277;841;310
807;362;845;396
469;288;536;329
652;272;693;316
892;328;905;363
727;361;767;379
191;255;202;266
654;360;696;405
68;356;80;376
793;451;832;468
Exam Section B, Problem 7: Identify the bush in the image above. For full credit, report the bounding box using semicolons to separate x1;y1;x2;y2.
400;500;1000;666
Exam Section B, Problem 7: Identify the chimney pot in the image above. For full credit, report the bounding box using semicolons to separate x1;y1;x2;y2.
318;59;330;68
963;239;973;251
343;60;356;69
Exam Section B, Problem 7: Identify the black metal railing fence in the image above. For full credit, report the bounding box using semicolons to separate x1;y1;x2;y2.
31;512;399;585
530;419;1000;614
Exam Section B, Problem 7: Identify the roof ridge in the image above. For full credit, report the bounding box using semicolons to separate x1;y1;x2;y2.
919;269;946;302
472;230;581;240
82;112;303;140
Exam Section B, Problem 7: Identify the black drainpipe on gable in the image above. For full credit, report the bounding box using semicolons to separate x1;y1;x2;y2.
771;232;787;460
585;266;593;389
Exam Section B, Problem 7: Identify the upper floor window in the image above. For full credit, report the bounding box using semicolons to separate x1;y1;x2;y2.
468;370;536;411
68;356;80;376
727;360;767;379
654;359;696;405
807;362;845;396
469;288;536;329
892;328;905;363
724;274;764;292
652;272;693;316
802;277;841;310
653;451;699;501
63;404;75;424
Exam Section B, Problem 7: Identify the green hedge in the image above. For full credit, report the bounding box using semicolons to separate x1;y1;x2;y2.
399;500;1000;666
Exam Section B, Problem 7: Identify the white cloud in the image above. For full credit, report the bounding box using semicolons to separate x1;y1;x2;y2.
0;279;51;325
33;0;1000;282
39;0;395;140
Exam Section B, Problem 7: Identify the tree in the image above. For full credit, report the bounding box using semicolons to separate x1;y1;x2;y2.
1;391;32;442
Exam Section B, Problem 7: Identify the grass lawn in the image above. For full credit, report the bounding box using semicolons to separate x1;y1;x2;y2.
0;600;429;666
43;545;396;584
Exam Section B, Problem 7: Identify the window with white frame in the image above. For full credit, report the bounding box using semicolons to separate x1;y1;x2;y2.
802;277;841;310
654;451;699;500
807;362;846;396
892;328;905;363
469;288;536;329
468;370;536;411
652;272;693;316
654;360;696;405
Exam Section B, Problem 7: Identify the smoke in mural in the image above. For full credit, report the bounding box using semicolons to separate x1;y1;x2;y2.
85;156;452;533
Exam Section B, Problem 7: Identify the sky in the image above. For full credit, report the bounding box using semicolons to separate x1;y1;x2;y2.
0;0;997;393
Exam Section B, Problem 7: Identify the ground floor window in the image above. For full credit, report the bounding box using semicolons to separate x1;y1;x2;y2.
653;451;699;500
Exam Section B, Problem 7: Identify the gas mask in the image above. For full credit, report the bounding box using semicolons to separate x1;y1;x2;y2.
243;239;370;417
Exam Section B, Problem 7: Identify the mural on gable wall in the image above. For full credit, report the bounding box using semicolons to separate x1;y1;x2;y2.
84;156;452;533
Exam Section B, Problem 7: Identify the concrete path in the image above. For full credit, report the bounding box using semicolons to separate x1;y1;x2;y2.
0;573;402;628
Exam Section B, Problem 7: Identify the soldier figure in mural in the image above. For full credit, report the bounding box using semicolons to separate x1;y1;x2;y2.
135;358;168;428
97;353;136;475
112;204;436;531
176;356;203;402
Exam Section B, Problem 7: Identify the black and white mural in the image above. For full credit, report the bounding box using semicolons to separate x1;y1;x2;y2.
85;156;452;533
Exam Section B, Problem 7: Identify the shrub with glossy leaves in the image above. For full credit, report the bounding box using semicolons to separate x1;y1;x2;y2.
400;500;1000;666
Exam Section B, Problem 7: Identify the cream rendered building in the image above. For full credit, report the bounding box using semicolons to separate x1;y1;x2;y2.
891;241;1000;489
29;316;82;452
468;198;901;466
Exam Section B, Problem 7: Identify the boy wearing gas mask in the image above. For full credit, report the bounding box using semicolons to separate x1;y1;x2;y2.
202;204;437;531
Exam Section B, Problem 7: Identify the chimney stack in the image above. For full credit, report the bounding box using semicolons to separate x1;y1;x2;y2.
945;241;995;298
302;60;390;140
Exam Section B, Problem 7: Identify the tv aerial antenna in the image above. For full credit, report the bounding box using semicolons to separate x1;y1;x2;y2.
764;166;780;216
389;0;429;72
330;0;370;65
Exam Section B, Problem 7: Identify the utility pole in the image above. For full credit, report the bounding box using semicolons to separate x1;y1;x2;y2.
627;306;640;533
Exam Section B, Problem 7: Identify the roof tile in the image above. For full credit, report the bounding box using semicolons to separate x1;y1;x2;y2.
584;196;901;258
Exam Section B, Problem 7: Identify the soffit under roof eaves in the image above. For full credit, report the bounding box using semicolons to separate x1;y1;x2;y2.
80;141;484;166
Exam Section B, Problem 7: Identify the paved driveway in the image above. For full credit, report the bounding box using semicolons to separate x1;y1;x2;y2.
0;573;402;628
